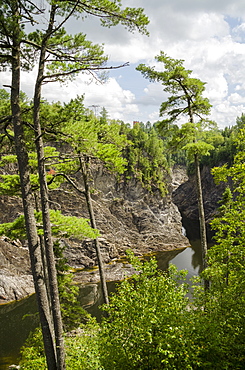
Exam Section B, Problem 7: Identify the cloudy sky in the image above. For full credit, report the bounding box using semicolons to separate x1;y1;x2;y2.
2;0;245;128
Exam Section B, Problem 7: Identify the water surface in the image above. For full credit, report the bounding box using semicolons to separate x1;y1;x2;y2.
0;241;202;369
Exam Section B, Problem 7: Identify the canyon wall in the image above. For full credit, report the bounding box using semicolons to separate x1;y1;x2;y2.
0;166;189;302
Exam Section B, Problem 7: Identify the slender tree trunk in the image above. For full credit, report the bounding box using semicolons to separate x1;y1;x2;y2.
188;105;209;290
194;154;209;290
33;5;66;369
34;193;53;307
10;3;57;368
79;156;109;305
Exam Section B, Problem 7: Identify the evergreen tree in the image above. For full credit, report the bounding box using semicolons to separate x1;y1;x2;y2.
0;1;149;368
137;53;213;289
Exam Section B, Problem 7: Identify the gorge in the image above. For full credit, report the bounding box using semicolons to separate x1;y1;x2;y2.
0;164;224;369
0;165;191;303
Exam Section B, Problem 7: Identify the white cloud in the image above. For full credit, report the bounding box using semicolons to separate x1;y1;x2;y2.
137;83;166;107
41;75;139;122
211;100;245;127
2;1;245;127
228;93;245;104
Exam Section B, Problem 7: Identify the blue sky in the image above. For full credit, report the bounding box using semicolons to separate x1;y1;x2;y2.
2;0;245;128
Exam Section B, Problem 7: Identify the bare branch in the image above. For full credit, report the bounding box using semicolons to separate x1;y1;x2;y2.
48;172;85;196
0;54;12;61
42;62;129;82
0;115;12;124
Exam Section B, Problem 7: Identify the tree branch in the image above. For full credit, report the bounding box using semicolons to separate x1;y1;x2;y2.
48;172;85;196
42;62;129;82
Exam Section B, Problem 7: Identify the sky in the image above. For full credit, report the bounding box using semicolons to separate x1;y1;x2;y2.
2;0;245;128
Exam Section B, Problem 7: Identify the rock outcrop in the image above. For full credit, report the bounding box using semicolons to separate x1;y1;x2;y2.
0;238;33;303
0;167;189;302
173;165;226;222
172;164;228;241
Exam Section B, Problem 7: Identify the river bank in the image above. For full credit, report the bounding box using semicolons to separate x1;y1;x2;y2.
0;241;202;370
0;165;190;303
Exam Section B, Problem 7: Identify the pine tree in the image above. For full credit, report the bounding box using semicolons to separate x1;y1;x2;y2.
137;53;213;289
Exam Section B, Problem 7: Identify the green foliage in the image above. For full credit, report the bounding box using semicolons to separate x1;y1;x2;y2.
40;97;168;195
53;241;91;331
0;210;98;241
36;28;108;83
123;122;169;194
0;91;169;196
194;129;245;368
137;52;211;127
19;250;245;369
99;252;245;369
37;210;99;239
20;322;103;370
49;96;129;176
207;130;245;292
99;255;196;370
183;141;214;159
200;113;245;168
0;146;67;195
65;320;103;370
0;214;26;240
0;0;149;80
20;329;47;370
0;174;21;196
137;52;215;173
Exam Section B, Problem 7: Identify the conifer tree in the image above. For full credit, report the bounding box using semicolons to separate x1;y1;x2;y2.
0;2;149;367
137;53;212;289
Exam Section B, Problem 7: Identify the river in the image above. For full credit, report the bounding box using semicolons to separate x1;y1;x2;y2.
0;236;203;370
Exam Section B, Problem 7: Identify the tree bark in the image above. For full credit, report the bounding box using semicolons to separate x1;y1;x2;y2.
188;104;209;290
194;153;209;291
10;2;57;368
32;5;66;369
80;156;109;305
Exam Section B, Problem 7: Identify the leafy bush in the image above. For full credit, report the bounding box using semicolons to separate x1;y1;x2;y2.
99;253;199;369
20;251;245;369
20;320;103;370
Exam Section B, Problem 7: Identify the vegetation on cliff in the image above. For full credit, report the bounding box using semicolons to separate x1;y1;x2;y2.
1;0;245;365
0;0;149;367
1;86;245;370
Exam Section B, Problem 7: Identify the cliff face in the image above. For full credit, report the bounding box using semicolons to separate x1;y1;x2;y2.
172;165;228;242
173;165;226;223
58;166;189;269
0;167;189;302
0;238;33;302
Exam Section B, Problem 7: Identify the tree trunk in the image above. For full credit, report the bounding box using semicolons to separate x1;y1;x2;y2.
10;3;57;368
33;6;66;368
188;105;209;290
80;156;109;305
194;154;209;291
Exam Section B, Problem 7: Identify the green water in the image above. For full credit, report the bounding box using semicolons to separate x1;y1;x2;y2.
0;244;202;369
0;294;38;370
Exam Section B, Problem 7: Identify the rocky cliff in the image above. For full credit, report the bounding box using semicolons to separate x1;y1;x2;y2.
173;165;227;239
0;166;189;302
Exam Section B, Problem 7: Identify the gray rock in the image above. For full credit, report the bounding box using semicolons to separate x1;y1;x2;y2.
0;166;189;301
0;238;34;302
173;165;227;222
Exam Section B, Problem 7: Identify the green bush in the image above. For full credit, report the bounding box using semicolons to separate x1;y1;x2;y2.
99;254;199;369
20;252;245;369
20;319;103;370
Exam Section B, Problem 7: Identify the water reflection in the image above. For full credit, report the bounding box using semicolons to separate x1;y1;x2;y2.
0;240;203;369
80;244;203;321
0;294;38;370
79;281;116;321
